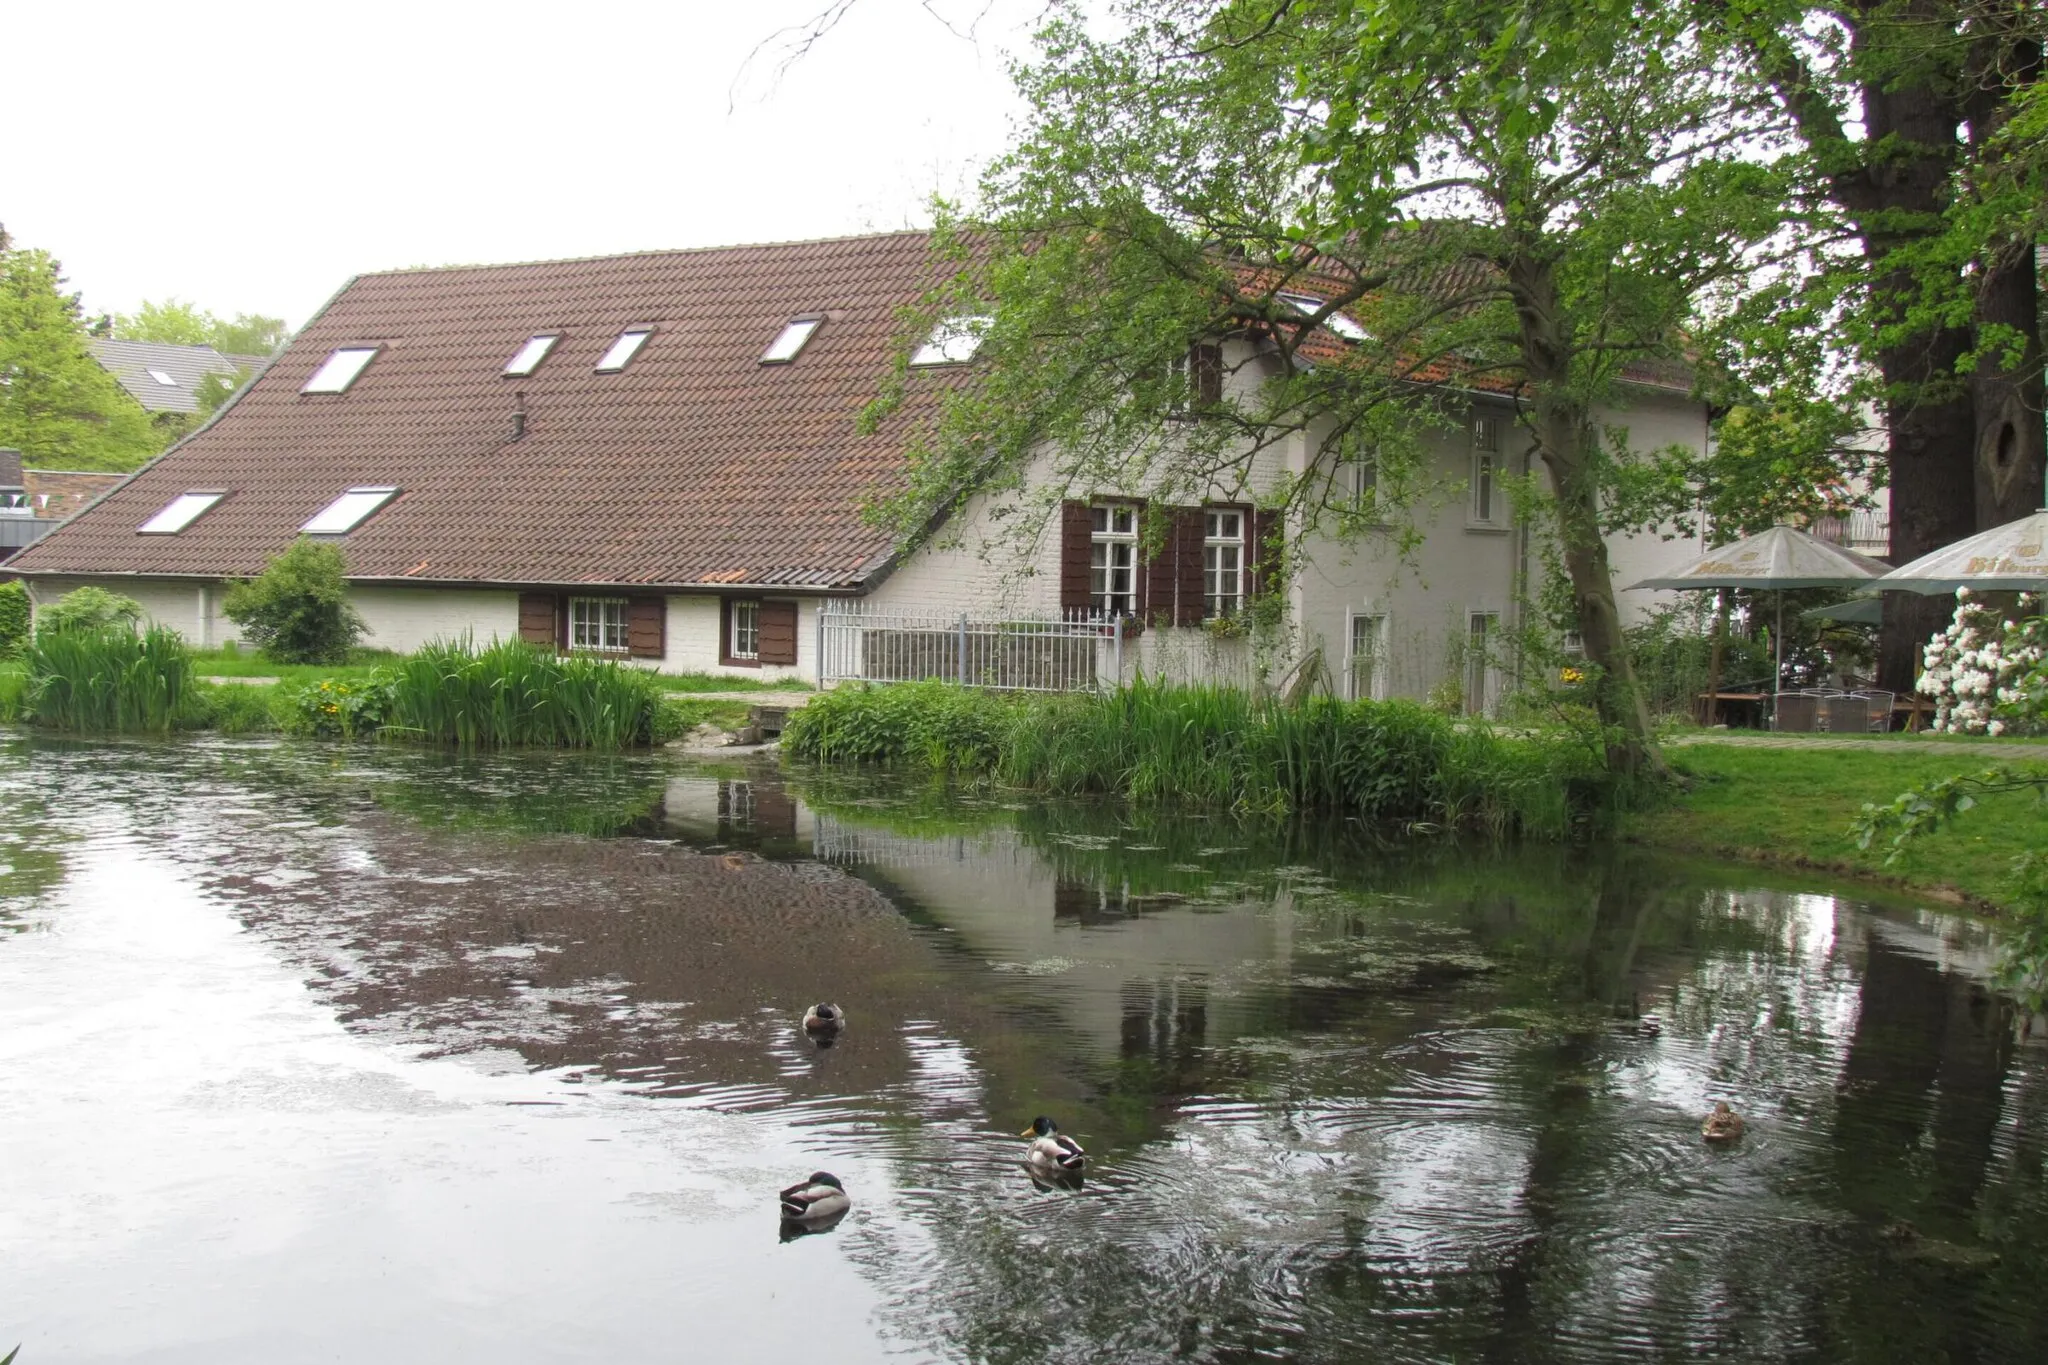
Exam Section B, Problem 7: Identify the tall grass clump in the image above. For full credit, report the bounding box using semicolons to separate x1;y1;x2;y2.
27;625;200;732
786;677;1616;838
382;636;665;748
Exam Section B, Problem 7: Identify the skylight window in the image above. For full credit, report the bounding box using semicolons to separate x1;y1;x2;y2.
504;334;560;377
594;328;653;373
760;317;823;364
1276;293;1368;342
302;347;381;394
148;369;178;386
909;315;992;366
302;486;399;534
139;491;225;535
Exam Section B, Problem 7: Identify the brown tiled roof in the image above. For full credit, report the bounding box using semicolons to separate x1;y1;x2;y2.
15;232;968;589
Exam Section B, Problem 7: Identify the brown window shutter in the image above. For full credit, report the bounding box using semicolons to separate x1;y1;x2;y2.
1059;500;1093;615
518;592;556;647
1250;507;1284;596
1192;343;1223;408
626;595;666;658
1175;507;1206;626
758;600;799;665
1146;510;1176;626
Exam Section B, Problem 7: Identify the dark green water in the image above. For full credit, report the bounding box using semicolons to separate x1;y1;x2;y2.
1;735;2043;1362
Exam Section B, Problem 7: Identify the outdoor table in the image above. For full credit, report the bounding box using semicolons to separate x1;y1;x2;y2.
1695;690;1769;728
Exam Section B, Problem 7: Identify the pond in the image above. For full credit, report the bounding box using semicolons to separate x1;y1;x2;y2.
2;734;2045;1363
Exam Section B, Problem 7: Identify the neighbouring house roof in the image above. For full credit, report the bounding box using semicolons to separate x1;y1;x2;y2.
22;233;972;589
88;338;258;414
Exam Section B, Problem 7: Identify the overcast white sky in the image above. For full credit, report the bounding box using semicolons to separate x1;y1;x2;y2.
8;0;1045;328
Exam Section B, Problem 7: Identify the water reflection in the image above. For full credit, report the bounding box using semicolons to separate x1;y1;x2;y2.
2;734;2045;1361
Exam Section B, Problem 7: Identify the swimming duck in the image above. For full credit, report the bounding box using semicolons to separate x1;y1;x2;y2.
1701;1101;1745;1143
1637;1013;1663;1039
779;1171;851;1222
803;1003;846;1035
1020;1116;1087;1173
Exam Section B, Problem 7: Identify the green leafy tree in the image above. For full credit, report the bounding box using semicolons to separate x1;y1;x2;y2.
0;580;30;658
0;226;162;470
115;297;289;358
222;539;367;664
867;0;1802;774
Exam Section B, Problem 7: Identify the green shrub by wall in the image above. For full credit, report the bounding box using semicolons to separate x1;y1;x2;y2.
36;586;144;637
0;581;30;659
222;539;366;664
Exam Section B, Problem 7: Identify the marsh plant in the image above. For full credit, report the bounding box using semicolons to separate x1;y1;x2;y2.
378;636;667;749
27;625;199;732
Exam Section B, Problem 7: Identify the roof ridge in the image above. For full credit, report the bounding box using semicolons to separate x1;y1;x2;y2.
359;227;938;280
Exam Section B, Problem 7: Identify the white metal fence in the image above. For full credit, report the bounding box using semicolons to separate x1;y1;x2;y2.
817;604;1125;692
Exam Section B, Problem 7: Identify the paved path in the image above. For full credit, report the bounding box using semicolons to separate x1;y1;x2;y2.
668;690;815;708
1668;732;2048;758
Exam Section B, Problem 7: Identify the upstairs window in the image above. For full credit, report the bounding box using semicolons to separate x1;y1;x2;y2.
139;491;226;534
594;328;653;373
303;485;399;534
504;334;560;377
1090;503;1139;617
761;316;823;364
148;369;178;386
1470;414;1505;527
1168;342;1223;414
910;315;991;366
302;347;380;394
1203;508;1244;618
0;490;32;514
569;596;629;653
1339;455;1378;517
1276;292;1368;342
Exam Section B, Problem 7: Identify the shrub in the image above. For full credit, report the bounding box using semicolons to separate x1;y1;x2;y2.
382;636;665;748
222;539;366;664
198;682;283;735
0;581;29;658
37;586;144;637
27;625;199;732
1918;589;2047;736
280;674;394;738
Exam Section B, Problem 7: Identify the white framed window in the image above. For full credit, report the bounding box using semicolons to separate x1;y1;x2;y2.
302;486;399;534
147;369;177;386
595;328;653;373
1470;414;1505;527
1168;342;1223;415
1347;612;1386;701
761;316;823;364
504;334;560;377
302;347;380;394
1338;454;1379;519
1466;611;1500;715
569;596;629;652
729;600;760;659
139;491;225;535
1203;507;1244;618
1275;291;1368;341
1090;503;1139;617
909;315;991;366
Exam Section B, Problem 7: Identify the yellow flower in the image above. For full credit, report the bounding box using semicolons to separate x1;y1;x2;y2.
1560;666;1585;685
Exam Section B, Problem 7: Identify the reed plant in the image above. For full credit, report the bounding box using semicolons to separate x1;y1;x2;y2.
784;677;1615;837
26;625;200;732
381;636;665;748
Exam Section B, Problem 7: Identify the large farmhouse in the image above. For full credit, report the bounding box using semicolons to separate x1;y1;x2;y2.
10;231;1710;708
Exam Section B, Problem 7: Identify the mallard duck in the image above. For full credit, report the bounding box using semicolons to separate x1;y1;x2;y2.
1637;1013;1663;1039
779;1171;850;1222
1020;1116;1087;1173
1701;1101;1745;1143
802;1003;846;1035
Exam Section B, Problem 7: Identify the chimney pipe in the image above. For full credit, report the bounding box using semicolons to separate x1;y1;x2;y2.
509;392;527;442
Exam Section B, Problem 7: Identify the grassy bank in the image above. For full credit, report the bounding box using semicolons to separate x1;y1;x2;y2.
1626;742;2048;908
783;679;1619;837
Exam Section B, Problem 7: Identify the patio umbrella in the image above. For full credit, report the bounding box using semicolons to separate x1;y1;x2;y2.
1874;508;2048;593
1801;595;1883;626
1628;524;1891;694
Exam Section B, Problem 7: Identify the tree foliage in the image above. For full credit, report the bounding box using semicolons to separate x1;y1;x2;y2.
222;539;367;665
0;225;162;470
865;0;1805;772
35;586;145;636
114;297;289;357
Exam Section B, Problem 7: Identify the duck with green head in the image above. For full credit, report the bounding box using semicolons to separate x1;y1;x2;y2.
1020;1115;1086;1174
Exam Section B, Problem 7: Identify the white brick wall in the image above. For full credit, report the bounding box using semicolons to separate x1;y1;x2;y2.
661;594;818;685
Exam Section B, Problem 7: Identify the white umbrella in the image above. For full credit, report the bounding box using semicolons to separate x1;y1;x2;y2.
1874;508;2048;593
1627;524;1890;695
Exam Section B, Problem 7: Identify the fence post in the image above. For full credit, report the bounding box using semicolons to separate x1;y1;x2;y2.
957;613;968;686
815;604;828;686
1111;613;1123;690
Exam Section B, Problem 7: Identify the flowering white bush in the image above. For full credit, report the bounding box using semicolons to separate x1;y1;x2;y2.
1918;589;2047;734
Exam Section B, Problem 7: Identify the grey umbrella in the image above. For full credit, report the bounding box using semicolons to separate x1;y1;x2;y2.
1628;524;1890;694
1875;508;2048;593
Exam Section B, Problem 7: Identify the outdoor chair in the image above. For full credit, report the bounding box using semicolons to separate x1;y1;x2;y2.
1853;690;1896;733
1771;692;1821;733
1822;692;1872;735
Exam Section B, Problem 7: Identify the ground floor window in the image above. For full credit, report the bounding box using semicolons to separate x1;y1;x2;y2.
1348;613;1384;701
729;599;760;660
1091;504;1138;617
569;596;628;652
1204;508;1244;618
1466;611;1499;715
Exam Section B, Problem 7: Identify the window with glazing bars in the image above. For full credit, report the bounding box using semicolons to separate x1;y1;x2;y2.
1471;415;1501;524
1090;504;1139;616
570;597;629;652
1204;508;1244;618
1349;613;1384;700
729;600;760;659
1466;611;1498;714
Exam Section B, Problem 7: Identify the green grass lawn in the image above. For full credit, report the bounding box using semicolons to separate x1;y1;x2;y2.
1626;742;2048;909
188;647;397;685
